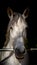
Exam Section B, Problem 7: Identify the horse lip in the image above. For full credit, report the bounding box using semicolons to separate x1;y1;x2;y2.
15;52;25;59
15;50;27;59
16;55;24;59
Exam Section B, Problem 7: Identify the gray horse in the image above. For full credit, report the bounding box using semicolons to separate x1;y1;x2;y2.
0;7;29;65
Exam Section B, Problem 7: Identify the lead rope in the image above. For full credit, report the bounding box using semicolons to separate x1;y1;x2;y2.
0;49;14;64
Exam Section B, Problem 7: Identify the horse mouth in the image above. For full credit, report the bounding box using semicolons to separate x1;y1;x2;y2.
16;55;24;59
15;53;25;59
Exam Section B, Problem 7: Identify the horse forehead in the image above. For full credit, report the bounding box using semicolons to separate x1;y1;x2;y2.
12;17;27;34
11;13;27;28
17;17;27;27
14;17;27;29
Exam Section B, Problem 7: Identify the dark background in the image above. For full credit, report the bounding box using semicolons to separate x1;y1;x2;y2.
0;0;37;65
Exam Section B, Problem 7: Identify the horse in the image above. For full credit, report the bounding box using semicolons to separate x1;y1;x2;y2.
0;7;29;65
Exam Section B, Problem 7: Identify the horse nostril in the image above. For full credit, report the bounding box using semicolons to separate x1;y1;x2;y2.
15;48;25;54
21;49;25;54
15;48;20;54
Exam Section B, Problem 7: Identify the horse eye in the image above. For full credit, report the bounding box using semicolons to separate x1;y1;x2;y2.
13;14;15;17
26;27;28;31
23;28;28;36
13;13;16;17
10;27;13;30
26;27;28;30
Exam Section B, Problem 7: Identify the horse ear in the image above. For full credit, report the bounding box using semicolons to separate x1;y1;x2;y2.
7;7;13;19
22;8;29;18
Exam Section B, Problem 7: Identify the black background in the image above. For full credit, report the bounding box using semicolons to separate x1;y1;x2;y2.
0;0;37;65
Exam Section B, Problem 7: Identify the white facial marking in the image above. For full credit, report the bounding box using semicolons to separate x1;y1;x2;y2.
17;18;27;32
10;17;27;39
